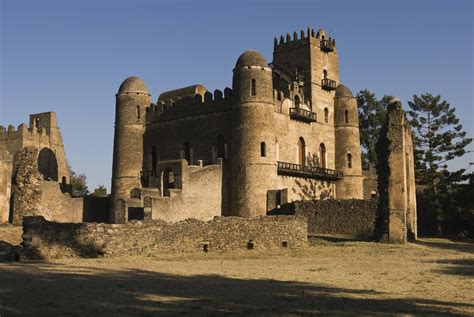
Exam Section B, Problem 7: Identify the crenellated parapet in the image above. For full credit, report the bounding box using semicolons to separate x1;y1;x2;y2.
274;27;336;53
0;123;52;142
148;87;233;123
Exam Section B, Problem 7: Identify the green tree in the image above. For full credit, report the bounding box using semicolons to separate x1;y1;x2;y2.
407;93;472;236
407;93;472;185
90;185;107;197
356;90;391;167
69;168;89;197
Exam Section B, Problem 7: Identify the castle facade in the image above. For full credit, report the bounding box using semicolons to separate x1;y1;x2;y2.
111;28;365;223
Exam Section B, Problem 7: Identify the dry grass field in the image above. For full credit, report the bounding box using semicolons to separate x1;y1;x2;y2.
0;226;473;316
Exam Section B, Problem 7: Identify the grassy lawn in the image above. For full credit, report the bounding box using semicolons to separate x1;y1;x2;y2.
0;226;472;316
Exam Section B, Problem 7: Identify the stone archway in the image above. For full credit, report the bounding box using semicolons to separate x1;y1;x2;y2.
38;147;58;181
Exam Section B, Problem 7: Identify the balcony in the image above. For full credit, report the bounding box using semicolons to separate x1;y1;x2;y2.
277;161;343;181
320;39;334;52
290;107;317;123
321;78;337;91
140;170;157;187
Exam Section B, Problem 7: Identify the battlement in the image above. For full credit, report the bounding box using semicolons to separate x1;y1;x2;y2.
274;27;336;52
147;87;233;124
0;123;51;142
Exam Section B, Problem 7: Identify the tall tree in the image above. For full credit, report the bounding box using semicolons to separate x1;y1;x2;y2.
357;90;389;167
407;93;472;185
408;93;472;236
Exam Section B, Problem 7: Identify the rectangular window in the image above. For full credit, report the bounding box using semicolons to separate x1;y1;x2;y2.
251;79;256;96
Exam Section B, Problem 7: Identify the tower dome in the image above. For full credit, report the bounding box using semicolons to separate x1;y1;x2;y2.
335;84;353;98
235;50;268;68
118;76;149;94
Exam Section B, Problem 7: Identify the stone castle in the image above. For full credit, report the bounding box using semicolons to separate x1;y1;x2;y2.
1;27;417;247
111;28;365;223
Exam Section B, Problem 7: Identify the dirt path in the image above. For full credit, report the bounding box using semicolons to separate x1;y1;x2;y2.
0;231;472;316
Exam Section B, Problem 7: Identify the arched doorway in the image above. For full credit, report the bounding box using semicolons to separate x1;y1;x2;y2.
294;95;300;108
319;143;326;168
38;147;58;181
298;137;306;166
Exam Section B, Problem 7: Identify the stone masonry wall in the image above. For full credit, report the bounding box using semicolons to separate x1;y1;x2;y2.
21;215;308;259
277;199;378;238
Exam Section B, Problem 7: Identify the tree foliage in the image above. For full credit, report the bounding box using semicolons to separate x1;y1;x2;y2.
356;90;392;167
69;167;89;197
407;93;472;185
90;185;107;197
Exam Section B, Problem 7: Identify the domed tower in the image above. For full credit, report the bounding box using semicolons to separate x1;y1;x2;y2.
334;84;363;199
110;76;151;223
230;50;276;217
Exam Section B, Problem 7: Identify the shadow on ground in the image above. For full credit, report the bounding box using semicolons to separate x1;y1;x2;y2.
416;239;474;254
0;264;472;316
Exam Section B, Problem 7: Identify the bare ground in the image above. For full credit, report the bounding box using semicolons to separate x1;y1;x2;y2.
0;227;472;316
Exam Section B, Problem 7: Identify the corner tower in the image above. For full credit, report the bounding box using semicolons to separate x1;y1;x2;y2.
231;50;276;217
334;84;363;199
111;76;151;223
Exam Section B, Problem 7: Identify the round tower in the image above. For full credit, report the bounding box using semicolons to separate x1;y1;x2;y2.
334;84;363;199
230;50;276;217
110;76;151;223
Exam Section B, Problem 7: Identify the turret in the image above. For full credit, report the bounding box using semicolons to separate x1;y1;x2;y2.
230;50;276;217
334;84;363;199
110;76;151;223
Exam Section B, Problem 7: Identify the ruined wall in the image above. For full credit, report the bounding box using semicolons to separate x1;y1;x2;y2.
8;147;88;224
0;112;71;223
149;160;223;223
275;199;378;238
37;181;83;223
21;215;308;259
376;99;417;243
0;148;13;223
362;167;378;200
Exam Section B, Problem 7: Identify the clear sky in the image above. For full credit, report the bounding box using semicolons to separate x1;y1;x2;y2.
1;0;473;191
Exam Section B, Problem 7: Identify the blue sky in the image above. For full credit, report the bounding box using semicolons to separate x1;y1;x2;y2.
1;0;473;191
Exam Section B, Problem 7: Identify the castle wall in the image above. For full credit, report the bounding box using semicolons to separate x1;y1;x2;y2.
37;181;83;223
149;161;222;223
275;199;378;238
0;148;13;223
20;215;308;259
0;112;71;223
362;168;378;200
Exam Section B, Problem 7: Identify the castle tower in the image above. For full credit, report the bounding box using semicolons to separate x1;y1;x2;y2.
110;76;151;223
334;84;363;199
230;50;277;217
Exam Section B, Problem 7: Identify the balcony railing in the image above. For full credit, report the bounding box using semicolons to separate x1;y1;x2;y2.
321;78;337;91
277;161;343;181
320;39;334;52
290;107;317;123
140;170;157;187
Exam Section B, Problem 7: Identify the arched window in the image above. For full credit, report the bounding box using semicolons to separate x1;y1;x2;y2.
217;135;225;159
324;107;329;123
347;153;352;168
323;69;328;79
294;95;300;108
184;142;191;164
319;143;326;168
151;146;157;170
136;105;140;119
35;117;40;128
298;137;306;166
251;79;256;96
260;142;266;157
162;167;174;197
344;110;349;124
